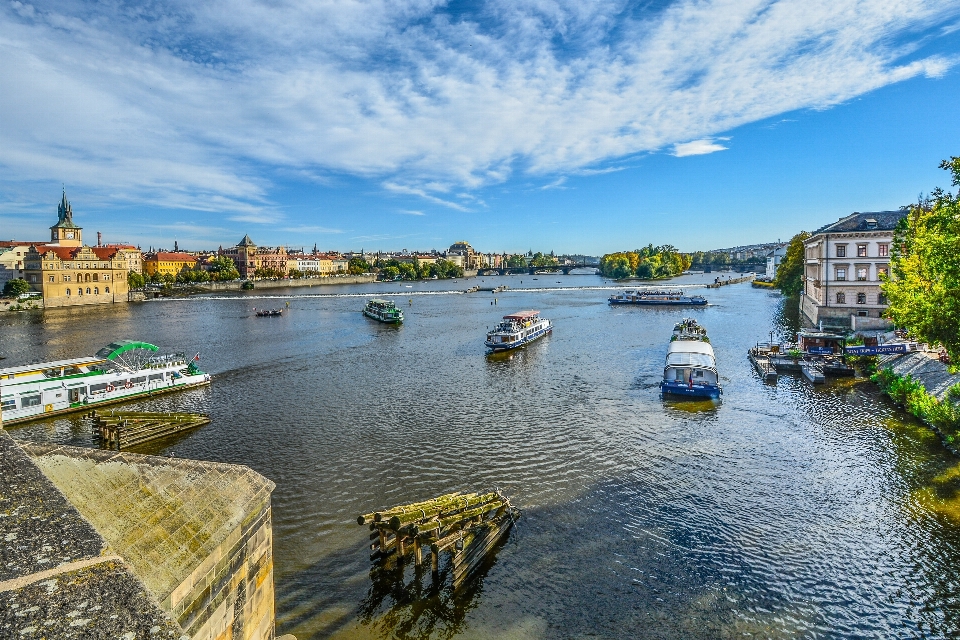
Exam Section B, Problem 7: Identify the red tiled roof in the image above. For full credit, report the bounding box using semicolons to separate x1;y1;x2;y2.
0;241;46;248
148;252;197;262
90;247;121;259
35;245;78;260
102;244;138;250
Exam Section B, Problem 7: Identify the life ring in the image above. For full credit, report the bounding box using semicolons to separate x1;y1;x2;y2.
124;381;133;389
106;384;115;393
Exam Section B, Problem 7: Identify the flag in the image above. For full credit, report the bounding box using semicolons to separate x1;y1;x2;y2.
193;353;200;362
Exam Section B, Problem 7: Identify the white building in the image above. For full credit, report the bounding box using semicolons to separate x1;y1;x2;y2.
800;210;905;329
765;245;787;279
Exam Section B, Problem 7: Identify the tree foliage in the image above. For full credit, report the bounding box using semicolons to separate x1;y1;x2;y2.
530;252;558;267
348;257;370;275
127;271;146;289
208;256;240;281
3;278;31;297
883;156;960;362
599;245;692;279
505;254;527;268
773;231;810;296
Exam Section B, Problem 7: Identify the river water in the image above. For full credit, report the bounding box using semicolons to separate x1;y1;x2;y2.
4;273;960;639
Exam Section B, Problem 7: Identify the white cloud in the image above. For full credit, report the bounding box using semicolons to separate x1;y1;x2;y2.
1;0;958;211
672;138;729;157
540;177;568;190
398;210;426;216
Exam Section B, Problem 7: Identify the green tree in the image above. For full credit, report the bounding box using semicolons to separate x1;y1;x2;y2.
381;266;400;280
3;278;31;297
773;231;810;296
208;256;240;281
348;257;370;275
530;252;558;268
505;254;527;268
397;263;417;280
883;156;960;363
127;271;146;289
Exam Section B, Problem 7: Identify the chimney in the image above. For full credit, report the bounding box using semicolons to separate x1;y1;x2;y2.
97;231;102;247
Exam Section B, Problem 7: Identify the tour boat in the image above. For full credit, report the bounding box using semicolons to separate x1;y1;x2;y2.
363;299;403;324
485;310;552;351
608;289;707;305
0;341;211;425
660;319;722;399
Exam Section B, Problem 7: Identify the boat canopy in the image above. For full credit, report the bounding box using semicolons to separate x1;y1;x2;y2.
95;341;160;361
665;340;716;368
503;310;540;320
368;299;393;305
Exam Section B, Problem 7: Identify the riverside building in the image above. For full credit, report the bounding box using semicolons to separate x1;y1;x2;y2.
800;210;906;330
22;193;129;308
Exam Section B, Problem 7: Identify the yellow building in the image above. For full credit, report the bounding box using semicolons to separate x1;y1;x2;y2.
22;193;130;308
143;252;199;277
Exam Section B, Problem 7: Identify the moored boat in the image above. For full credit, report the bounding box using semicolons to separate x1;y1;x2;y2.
254;307;283;317
363;299;403;324
609;289;707;305
485;310;552;351
660;319;721;398
0;341;211;425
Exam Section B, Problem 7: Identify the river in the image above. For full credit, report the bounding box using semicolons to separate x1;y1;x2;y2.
3;273;960;639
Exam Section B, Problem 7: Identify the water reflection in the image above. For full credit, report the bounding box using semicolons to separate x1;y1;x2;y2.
771;292;802;341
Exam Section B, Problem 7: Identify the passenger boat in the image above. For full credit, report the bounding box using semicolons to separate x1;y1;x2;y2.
0;341;211;425
659;319;722;398
363;299;404;324
608;289;707;305
485;310;552;351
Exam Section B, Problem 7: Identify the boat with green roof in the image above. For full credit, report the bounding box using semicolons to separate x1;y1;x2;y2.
0;341;210;425
363;299;404;324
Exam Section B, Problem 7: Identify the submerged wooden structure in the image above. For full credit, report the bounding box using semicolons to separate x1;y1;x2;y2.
91;410;210;450
358;491;519;586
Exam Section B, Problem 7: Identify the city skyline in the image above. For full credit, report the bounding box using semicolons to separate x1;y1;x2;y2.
2;1;960;254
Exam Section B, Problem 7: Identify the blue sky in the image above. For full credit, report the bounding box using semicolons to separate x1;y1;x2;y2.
2;0;960;254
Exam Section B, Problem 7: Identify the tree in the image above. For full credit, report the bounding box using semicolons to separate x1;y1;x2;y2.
883;156;960;362
397;263;417;280
348;257;370;275
208;256;240;281
3;278;31;297
381;266;400;280
505;254;526;268
530;252;558;267
127;271;146;289
773;231;810;296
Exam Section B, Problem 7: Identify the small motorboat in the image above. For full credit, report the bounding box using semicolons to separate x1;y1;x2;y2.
254;307;283;317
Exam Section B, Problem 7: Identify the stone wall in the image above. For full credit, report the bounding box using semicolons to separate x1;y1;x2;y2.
22;444;277;640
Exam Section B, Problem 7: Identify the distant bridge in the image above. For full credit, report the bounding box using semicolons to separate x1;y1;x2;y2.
479;262;599;276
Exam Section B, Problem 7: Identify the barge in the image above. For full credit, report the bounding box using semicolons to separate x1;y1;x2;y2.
485;310;552;351
609;289;707;306
0;341;210;426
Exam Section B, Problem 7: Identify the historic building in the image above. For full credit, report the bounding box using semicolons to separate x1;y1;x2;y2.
800;210;906;329
446;241;484;270
22;193;130;308
143;251;198;277
103;244;143;274
0;242;43;286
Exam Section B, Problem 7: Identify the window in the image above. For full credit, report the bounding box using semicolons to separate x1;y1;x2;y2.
878;293;888;305
836;268;846;281
857;293;866;304
65;288;71;296
77;288;83;296
1;398;15;411
21;395;41;408
857;245;867;257
877;266;888;279
89;383;108;394
105;287;110;293
836;245;846;257
104;274;110;280
836;292;845;304
857;310;868;317
86;287;91;294
878;244;888;257
93;287;99;294
93;273;98;282
48;275;54;282
857;268;867;281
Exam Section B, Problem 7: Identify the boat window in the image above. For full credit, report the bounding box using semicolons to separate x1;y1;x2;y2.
20;395;42;407
149;374;164;381
89;383;108;394
1;398;15;411
131;376;147;384
695;370;704;377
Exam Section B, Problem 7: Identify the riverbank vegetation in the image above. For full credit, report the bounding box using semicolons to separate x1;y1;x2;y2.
883;156;960;364
773;231;809;296
377;258;464;281
599;245;692;279
873;367;960;443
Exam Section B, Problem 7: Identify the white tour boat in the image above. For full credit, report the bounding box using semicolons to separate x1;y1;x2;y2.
0;341;211;425
659;318;722;399
363;299;404;324
485;310;552;351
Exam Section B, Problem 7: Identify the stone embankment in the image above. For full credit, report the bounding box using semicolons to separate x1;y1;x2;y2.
199;275;376;291
878;351;958;403
0;298;43;312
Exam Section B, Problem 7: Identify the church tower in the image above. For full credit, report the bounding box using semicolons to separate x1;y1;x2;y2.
50;190;82;247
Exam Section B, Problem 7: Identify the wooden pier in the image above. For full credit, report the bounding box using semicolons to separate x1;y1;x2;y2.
358;491;519;587
91;410;211;450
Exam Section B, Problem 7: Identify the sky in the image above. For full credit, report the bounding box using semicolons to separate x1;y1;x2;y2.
2;0;960;255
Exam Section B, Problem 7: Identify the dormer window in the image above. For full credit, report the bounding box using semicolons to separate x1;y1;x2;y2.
865;218;878;229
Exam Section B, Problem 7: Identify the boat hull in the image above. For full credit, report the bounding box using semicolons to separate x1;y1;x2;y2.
485;326;552;351
660;380;722;398
363;310;402;324
610;299;707;306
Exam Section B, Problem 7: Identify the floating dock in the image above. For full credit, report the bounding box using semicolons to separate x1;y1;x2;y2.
91;410;211;450
706;274;756;288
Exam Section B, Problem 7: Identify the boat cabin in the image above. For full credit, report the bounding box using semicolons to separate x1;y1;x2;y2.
798;330;846;355
663;340;719;385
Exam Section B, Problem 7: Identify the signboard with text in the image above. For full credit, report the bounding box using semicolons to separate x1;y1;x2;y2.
845;344;909;356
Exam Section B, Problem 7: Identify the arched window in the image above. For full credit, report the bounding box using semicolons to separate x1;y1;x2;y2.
85;273;91;282
94;287;99;294
77;288;83;296
86;287;91;294
65;288;71;296
105;287;110;293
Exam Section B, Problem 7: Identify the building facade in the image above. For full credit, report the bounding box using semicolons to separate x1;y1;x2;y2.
143;252;198;277
220;235;259;278
800;211;905;329
765;245;787;279
0;243;41;286
103;244;143;274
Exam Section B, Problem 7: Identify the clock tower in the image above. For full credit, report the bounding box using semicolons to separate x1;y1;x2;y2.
50;190;82;247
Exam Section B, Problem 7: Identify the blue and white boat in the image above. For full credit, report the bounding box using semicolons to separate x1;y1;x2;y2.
609;289;707;305
485;310;552;352
659;319;721;399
